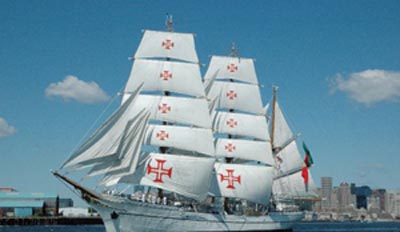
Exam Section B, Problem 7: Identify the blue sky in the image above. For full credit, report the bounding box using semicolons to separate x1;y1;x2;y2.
1;0;400;204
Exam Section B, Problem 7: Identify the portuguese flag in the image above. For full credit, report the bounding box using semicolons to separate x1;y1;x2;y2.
302;142;314;167
301;142;314;191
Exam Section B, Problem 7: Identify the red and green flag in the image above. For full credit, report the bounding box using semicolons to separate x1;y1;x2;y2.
301;142;314;192
302;142;313;167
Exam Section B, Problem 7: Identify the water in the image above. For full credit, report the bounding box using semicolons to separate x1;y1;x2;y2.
0;222;399;232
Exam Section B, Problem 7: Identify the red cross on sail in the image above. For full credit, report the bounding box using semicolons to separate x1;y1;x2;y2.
219;169;241;189
160;70;173;81
147;159;173;183
156;130;169;141
226;118;238;128
158;103;171;114
276;155;283;164
227;63;238;73
161;39;174;50
224;143;236;152
226;90;237;100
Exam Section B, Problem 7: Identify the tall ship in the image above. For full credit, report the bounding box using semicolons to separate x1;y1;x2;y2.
53;17;318;232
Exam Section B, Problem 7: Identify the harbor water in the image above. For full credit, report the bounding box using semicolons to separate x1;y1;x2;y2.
0;222;399;232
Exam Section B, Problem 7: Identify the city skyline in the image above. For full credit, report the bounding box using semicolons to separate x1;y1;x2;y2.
1;1;400;205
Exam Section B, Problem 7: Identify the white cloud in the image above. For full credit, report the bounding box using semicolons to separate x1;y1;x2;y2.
0;118;16;138
45;75;110;104
331;69;400;106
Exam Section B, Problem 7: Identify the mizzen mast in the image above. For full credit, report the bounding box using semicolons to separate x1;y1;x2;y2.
271;86;278;154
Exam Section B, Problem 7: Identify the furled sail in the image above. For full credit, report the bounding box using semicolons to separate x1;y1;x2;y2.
210;163;274;205
134;30;199;63
61;84;143;169
204;56;258;84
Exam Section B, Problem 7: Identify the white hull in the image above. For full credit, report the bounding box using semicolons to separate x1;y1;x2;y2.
92;195;304;232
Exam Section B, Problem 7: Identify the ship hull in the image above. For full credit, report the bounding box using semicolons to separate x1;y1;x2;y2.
91;195;304;232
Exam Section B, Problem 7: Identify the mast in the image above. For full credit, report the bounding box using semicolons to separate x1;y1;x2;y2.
159;14;174;198
271;86;278;153
165;14;173;32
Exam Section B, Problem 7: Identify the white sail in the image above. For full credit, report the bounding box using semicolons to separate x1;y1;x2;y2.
123;59;205;98
212;111;269;141
274;141;305;177
61;84;143;169
207;81;263;114
86;110;151;177
144;125;214;156
119;153;215;201
126;95;211;128
204;56;258;85
134;30;199;63
273;169;318;199
210;163;274;205
273;102;294;148
215;138;274;165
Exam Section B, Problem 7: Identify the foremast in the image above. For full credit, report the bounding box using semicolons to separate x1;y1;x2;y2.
59;18;216;202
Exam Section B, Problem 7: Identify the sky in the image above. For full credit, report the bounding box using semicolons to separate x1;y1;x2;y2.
1;0;400;205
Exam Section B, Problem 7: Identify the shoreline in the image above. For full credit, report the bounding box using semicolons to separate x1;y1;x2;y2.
0;217;103;226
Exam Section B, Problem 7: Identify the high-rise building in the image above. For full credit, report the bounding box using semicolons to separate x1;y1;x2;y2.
355;186;372;209
371;189;386;212
321;177;332;210
338;182;352;211
386;190;400;217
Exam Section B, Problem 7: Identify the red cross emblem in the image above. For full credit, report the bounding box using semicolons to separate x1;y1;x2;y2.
276;155;283;164
226;90;237;100
162;39;174;50
158;103;171;114
226;118;238;128
147;159;172;183
156;130;169;141
227;63;238;73
219;169;241;189
160;70;173;81
224;143;236;152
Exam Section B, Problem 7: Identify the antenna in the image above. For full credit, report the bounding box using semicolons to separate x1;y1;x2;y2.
165;14;173;32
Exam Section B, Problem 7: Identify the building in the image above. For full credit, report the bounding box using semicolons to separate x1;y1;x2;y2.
320;177;332;210
0;189;59;217
355;186;372;209
371;189;386;212
338;182;352;211
386;190;400;218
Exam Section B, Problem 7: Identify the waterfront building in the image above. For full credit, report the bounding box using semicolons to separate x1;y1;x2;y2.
0;188;59;217
338;182;352;212
371;189;386;212
321;177;332;210
331;187;338;211
386;190;400;218
355;186;372;209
